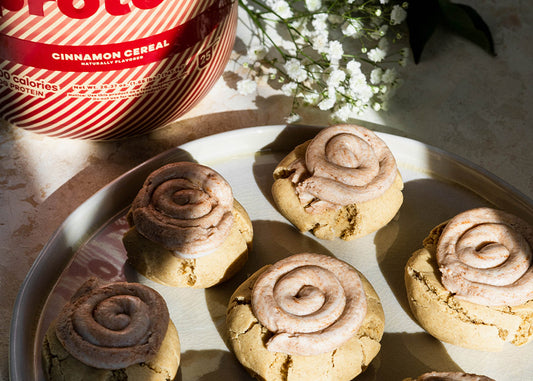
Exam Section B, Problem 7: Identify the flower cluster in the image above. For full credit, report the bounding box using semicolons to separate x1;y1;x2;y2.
236;0;409;123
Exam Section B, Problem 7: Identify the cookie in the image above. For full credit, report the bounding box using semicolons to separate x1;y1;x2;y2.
123;161;253;288
226;253;384;381
405;207;533;351
42;278;180;380
272;124;403;240
403;371;495;381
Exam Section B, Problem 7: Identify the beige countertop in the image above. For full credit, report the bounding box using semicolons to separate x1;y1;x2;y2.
2;1;532;380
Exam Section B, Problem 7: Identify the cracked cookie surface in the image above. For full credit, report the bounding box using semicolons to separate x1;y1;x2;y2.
226;264;384;381
405;223;533;351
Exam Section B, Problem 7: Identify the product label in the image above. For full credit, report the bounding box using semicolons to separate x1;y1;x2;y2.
0;0;233;71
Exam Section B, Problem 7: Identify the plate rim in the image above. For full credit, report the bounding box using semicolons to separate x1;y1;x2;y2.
9;123;533;380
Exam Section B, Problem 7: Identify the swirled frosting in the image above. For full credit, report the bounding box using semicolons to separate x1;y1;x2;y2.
55;278;170;369
130;162;234;258
414;371;495;381
251;253;367;356
287;124;397;213
437;207;533;306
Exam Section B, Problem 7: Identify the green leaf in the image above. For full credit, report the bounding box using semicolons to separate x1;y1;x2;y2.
438;0;496;56
407;0;441;64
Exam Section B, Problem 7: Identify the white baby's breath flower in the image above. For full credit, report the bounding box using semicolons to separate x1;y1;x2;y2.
391;4;407;25
271;1;293;19
305;0;321;12
284;59;307;82
326;68;346;87
326;40;344;64
381;68;397;84
349;73;373;102
370;68;383;84
332;104;353;122
357;84;374;102
318;96;336;110
281;82;298;96
312;13;329;32
349;71;366;90
346;60;362;75
237;78;257;96
367;47;386;62
341;19;364;38
303;92;320;105
311;31;329;53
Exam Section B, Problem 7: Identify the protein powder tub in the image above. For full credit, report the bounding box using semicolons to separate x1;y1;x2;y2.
0;0;237;139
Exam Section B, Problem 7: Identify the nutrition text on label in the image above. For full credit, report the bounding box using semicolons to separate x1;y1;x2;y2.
0;62;191;101
0;69;59;98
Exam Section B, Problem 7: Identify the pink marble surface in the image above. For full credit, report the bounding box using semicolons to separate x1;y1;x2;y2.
1;1;532;380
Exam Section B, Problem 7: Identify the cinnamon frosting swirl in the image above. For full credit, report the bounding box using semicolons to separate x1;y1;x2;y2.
251;253;367;356
55;278;170;370
437;207;533;306
288;125;397;213
129;162;234;257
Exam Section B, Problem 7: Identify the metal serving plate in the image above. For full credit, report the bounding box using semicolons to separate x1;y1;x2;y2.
10;125;533;380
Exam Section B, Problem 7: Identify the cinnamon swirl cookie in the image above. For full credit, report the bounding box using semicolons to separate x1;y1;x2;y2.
405;207;533;351
226;253;384;381
42;278;180;381
123;162;253;288
403;371;495;381
272;124;403;240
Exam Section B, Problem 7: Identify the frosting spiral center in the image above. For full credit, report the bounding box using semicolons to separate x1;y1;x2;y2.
437;207;533;306
251;253;367;356
272;265;346;333
315;133;380;186
152;181;213;219
130;162;234;257
289;125;397;213
55;279;170;370
74;295;151;347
